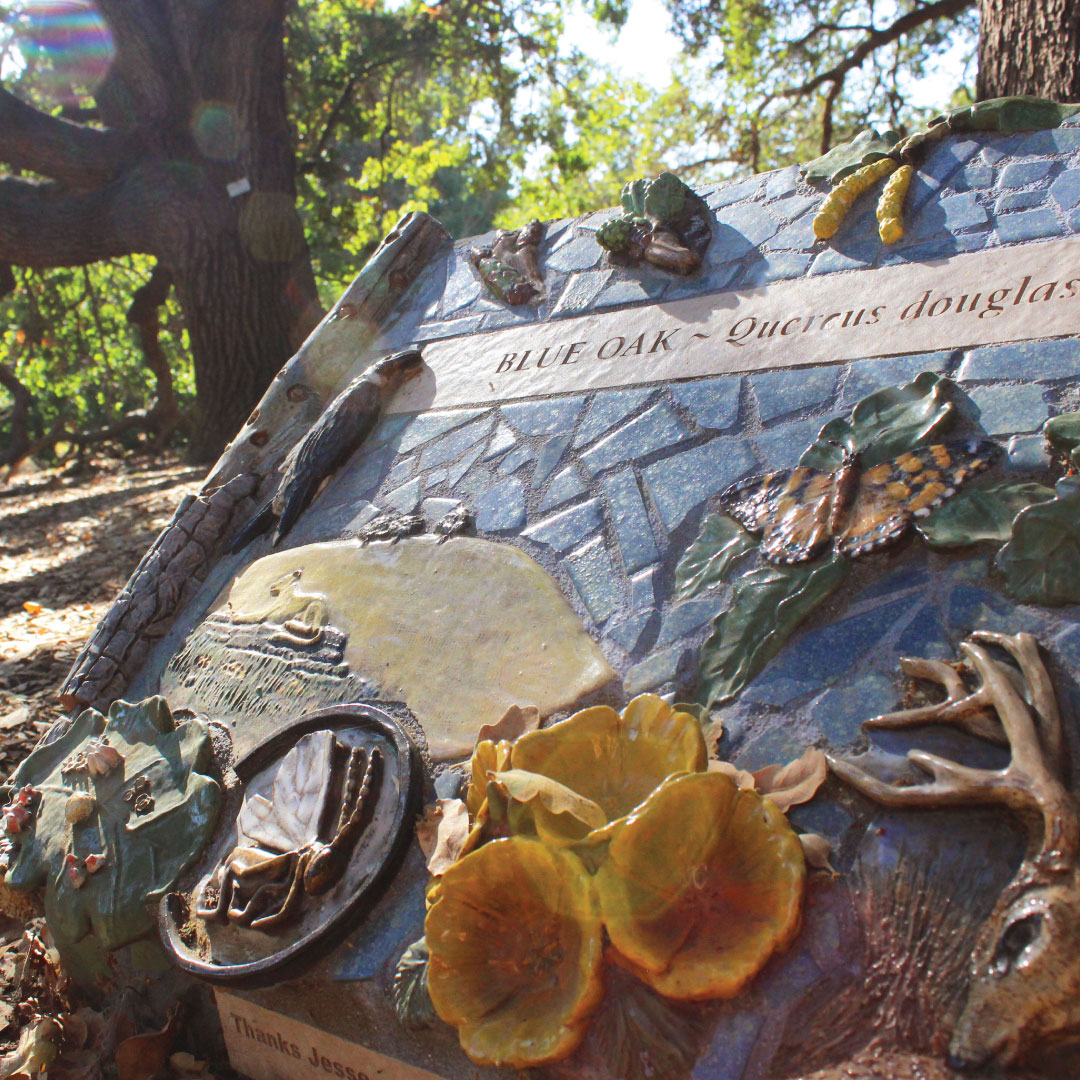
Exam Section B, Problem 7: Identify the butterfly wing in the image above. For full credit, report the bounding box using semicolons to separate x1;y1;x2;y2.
721;468;840;564
238;729;337;852
837;438;998;558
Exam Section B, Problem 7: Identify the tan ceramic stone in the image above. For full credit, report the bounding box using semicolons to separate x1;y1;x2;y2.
217;536;614;760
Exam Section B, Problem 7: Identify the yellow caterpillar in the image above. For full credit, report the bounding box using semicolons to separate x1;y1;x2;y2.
876;163;914;244
813;157;898;240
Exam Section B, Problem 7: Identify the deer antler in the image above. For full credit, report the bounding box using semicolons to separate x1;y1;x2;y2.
827;632;1079;868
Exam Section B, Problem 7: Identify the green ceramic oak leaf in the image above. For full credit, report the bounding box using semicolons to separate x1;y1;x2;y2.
393;937;438;1030
801;127;901;184
918;482;1057;548
799;371;955;471
1043;411;1080;467
696;554;850;709
3;697;220;970
997;477;1080;606
674;514;758;602
941;96;1080;135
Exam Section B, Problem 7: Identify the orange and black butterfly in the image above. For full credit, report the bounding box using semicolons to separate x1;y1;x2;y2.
719;438;999;565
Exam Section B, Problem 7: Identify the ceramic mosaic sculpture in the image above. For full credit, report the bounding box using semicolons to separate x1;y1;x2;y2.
16;110;1080;1080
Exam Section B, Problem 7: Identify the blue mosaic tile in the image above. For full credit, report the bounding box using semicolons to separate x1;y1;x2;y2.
483;423;517;460
579;401;692;476
700;260;743;293
602;469;659;573
752;366;839;422
423;468;446;488
545;235;603;273
345;501;379;532
1052;624;1080;674
532;433;572;488
551;270;612;316
1072;209;1080;233
715;203;781;247
707;176;760;210
996;190;1045;214
497;443;534;475
474;476;526;532
383;476;423;513
756;416;826;468
397;408;488;453
767;211;820;251
1006;433;1051;470
958;163;993;190
564;537;622;623
787;800;855;846
524;499;603;554
440;253;483;315
538;466;587;511
841;354;951;405
692;1012;764;1080
997;207;1063;243
631;568;657;610
656;596;723;647
810;673;898;748
758;950;822;1011
981;145;1007;166
953;232;991;253
642;438;757;531
421;497;461;521
366;413;412;451
384;455;416;490
502;394;587;435
577;208;622;232
624;644;686;695
434;769;465;800
732;720;818;769
958;338;1080;381
1051;169;1080;210
1019;127;1080;155
597;278;665;307
906;170;942;214
946;583;1046;637
880;236;959;263
670;375;741;430
333;850;427;980
706;224;755;266
446;441;487;489
894;604;952;660
809;245;873;275
605;610;652;654
1000;159;1054;188
766;194;819;224
413;314;485;342
573;387;654;447
922;137;981;182
764;165;800;200
483;306;540;330
419;413;496;470
938;192;989;230
969;383;1048;434
740;251;813;286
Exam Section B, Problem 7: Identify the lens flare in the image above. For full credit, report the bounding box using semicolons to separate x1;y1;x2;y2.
11;1;114;103
192;102;244;162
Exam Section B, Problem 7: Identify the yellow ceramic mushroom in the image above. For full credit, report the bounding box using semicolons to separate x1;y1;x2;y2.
505;695;707;844
425;837;605;1067
595;771;805;1001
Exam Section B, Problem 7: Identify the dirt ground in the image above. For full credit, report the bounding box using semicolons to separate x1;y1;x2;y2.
0;455;203;775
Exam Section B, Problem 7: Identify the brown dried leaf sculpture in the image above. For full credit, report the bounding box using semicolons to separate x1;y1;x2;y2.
754;748;828;812
416;799;471;877
114;1008;180;1080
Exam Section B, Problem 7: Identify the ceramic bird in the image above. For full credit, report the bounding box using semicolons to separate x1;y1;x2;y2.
232;348;424;550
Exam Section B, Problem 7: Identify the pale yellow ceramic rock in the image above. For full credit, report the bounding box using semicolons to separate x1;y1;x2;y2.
211;537;614;760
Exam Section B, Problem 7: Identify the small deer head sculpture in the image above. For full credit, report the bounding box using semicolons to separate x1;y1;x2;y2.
829;631;1080;1072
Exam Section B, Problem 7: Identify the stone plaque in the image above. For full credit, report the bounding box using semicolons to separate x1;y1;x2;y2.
216;991;448;1080
395;237;1080;412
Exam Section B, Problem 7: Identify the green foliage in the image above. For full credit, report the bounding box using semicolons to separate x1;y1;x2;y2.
800;371;954;470
696;555;850;708
997;478;1080;606
1043;411;1080;468
0;261;194;462
918;482;1057;548
3;697;220;984
393;937;438;1029
674;514;757;601
802;127;900;183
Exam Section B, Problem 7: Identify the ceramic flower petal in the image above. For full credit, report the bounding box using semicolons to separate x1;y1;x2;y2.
425;837;604;1067
510;695;707;829
595;771;804;1001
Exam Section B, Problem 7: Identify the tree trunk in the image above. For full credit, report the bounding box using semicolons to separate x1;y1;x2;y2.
978;0;1080;100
